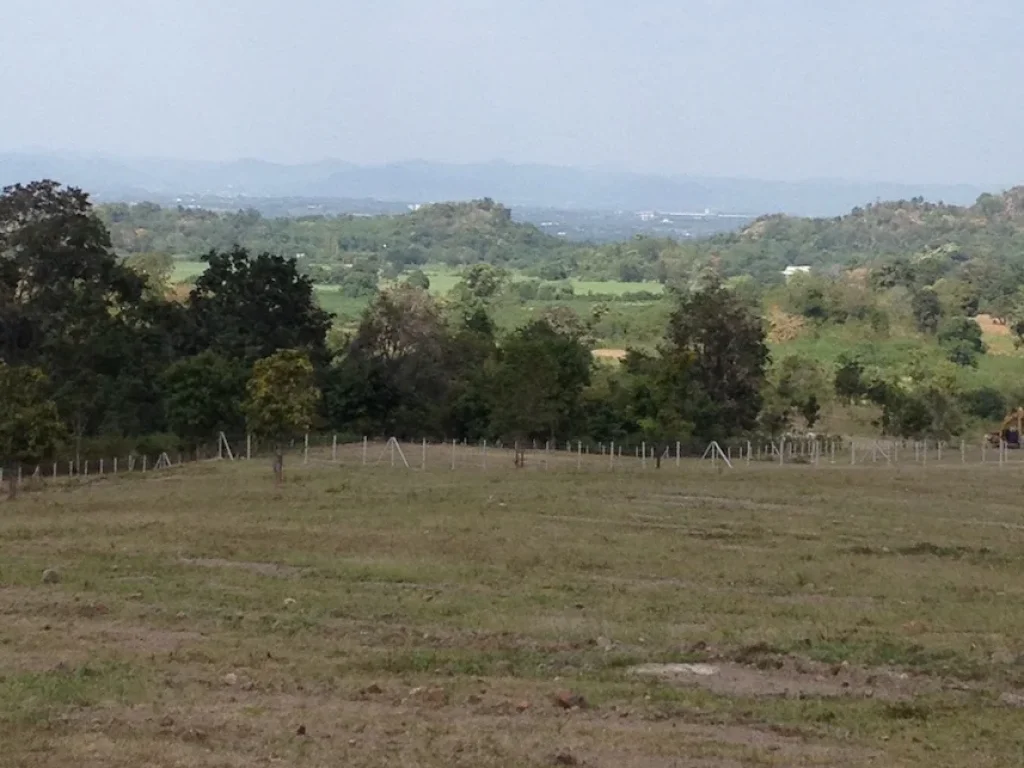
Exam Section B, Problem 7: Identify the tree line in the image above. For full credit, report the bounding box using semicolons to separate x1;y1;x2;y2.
0;182;773;468
1;182;1015;471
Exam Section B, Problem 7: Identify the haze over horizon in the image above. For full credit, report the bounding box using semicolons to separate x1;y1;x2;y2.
3;0;1022;188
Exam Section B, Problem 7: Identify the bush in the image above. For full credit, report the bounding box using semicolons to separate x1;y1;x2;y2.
960;387;1007;421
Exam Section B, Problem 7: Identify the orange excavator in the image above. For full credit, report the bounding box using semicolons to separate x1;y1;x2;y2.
988;408;1024;448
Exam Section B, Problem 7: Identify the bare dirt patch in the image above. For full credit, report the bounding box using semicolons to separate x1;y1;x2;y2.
976;313;1010;337
179;557;305;578
58;690;878;768
0;615;203;671
592;348;627;362
629;658;934;701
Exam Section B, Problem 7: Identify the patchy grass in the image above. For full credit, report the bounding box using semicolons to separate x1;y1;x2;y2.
2;456;1024;765
169;258;207;283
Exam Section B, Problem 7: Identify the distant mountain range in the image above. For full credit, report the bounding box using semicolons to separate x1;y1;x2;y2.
0;151;994;217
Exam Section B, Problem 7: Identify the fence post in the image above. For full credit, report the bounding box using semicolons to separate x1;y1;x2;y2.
609;440;615;471
303;433;309;464
850;441;855;466
246;433;252;461
960;439;965;464
362;437;368;466
641;442;647;470
545;440;550;470
577;440;582;471
83;461;88;477
451;439;456;470
422;438;427;470
53;462;57;480
99;459;104;475
332;434;338;462
482;440;487;470
142;455;148;473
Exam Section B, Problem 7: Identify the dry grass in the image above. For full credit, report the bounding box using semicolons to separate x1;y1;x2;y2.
977;313;1019;356
2;455;1024;766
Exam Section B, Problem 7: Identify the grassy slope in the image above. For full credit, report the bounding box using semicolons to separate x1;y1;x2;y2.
2;453;1024;766
774;322;1024;393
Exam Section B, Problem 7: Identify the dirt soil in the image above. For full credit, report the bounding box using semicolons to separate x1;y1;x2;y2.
628;659;937;701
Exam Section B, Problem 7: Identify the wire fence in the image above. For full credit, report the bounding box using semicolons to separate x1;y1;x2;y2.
280;433;1024;472
4;432;1021;496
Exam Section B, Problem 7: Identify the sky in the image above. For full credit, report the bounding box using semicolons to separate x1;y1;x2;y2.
2;0;1022;185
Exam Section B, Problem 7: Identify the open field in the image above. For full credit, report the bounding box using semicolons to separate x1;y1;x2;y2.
3;455;1024;766
171;261;663;299
170;259;207;283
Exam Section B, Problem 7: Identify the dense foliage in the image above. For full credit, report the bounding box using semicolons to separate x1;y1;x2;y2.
6;180;1024;463
0;182;783;460
98;198;697;284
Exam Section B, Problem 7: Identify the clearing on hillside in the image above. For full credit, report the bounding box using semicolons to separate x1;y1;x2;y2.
1;459;1023;766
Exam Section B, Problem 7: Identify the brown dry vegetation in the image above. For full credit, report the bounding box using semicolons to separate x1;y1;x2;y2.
592;348;628;362
766;306;806;343
2;452;1024;766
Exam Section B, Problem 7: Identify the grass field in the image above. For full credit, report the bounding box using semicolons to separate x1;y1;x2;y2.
172;261;662;299
2;452;1024;766
170;259;207;283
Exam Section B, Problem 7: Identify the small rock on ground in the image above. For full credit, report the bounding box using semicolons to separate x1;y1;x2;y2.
42;568;60;584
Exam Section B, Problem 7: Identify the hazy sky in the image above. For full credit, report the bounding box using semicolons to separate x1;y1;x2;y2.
3;0;1021;184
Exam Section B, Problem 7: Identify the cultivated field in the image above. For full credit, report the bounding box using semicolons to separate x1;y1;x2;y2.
2;458;1024;766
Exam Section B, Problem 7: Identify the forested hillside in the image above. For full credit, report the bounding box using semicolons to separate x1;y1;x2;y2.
697;190;1024;298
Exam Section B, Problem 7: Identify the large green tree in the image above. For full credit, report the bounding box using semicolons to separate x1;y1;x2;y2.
187;246;333;366
0;364;65;495
162;351;247;447
663;278;769;440
489;319;592;442
0;181;150;448
326;286;449;437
